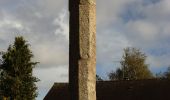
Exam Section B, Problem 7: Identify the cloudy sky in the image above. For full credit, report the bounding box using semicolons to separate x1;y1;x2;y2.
1;0;170;99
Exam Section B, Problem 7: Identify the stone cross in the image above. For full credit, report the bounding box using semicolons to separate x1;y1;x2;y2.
69;0;96;100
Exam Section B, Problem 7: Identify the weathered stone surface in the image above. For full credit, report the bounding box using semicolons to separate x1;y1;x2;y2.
80;0;96;5
69;0;96;100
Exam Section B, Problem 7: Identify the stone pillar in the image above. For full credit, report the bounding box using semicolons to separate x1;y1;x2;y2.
69;0;96;100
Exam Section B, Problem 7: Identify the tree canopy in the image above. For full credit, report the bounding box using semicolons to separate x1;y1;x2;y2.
0;36;39;100
109;47;153;80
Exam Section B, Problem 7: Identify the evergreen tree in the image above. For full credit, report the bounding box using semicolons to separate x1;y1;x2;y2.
0;36;39;100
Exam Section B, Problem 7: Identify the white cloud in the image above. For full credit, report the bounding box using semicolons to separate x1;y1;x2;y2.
0;0;69;68
97;28;131;75
33;66;68;88
147;53;170;70
0;19;23;30
37;0;67;15
96;0;170;75
97;0;136;27
125;20;158;41
33;41;68;67
1;0;170;99
54;10;69;40
143;0;170;20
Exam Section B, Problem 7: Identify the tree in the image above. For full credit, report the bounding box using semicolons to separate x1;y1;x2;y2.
155;67;170;79
108;68;123;81
109;47;153;80
0;36;39;100
155;66;170;79
0;53;3;99
96;74;103;81
163;66;170;79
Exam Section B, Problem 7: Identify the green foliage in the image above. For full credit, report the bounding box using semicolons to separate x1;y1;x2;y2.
109;47;153;80
0;36;39;100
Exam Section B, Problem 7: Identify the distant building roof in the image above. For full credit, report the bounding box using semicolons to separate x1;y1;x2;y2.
44;79;170;100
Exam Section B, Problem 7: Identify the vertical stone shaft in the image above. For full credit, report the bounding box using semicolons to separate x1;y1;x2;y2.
69;0;96;100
